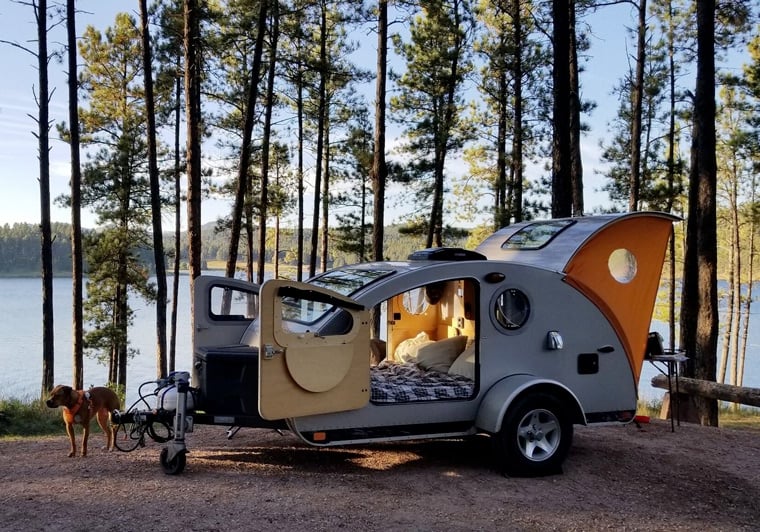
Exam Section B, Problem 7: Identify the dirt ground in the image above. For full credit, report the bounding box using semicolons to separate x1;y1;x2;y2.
1;418;758;532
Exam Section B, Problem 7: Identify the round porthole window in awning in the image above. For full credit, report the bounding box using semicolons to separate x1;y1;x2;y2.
608;248;637;284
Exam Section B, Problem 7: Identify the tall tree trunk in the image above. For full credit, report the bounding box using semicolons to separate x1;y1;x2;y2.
568;1;583;216
309;1;328;278
296;74;305;281
66;0;84;391
371;0;388;262
511;0;523;224
717;228;733;383
629;0;647;212
496;65;508;229
274;167;281;279
551;0;572;218
184;0;203;326
737;193;755;387
728;178;741;389
140;0;168;378
226;0;268;282
116;272;129;389
246;195;254;281
360;162;367;261
427;142;445;248
665;0;677;351
36;0;55;398
321;121;330;272
427;0;464;249
680;0;718;426
258;0;279;285
370;0;389;339
170;64;182;374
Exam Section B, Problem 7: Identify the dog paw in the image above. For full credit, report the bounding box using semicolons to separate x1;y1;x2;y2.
68;452;75;458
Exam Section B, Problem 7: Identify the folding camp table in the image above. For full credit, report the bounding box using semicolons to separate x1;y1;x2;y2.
649;351;689;431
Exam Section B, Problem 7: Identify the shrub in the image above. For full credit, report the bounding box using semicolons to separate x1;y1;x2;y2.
0;398;62;437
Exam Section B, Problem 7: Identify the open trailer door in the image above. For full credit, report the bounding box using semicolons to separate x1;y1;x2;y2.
258;279;370;420
193;275;260;352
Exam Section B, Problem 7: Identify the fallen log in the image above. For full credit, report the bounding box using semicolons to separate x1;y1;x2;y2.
651;374;760;407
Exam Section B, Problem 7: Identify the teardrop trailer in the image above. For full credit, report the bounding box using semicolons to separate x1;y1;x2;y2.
112;212;678;476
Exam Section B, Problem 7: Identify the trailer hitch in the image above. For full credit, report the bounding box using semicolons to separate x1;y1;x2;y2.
111;371;193;475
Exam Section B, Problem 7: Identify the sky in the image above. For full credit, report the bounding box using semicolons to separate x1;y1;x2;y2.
0;2;746;231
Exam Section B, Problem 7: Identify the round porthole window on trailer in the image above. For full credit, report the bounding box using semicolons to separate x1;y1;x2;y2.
494;288;530;330
608;248;637;283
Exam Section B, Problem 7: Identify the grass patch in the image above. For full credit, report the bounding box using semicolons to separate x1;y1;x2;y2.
718;405;760;431
0;398;62;437
637;398;664;419
638;397;760;430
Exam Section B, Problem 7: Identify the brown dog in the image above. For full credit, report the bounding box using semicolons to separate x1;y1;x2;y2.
45;385;121;457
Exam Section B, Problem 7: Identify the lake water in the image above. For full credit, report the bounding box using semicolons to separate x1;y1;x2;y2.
1;276;758;407
1;276;197;407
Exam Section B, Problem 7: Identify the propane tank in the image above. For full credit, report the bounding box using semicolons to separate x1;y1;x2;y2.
155;380;195;411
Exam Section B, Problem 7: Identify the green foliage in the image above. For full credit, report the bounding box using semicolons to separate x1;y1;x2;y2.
0;223;77;276
106;382;127;407
467;0;553;225
83;228;156;368
390;0;475;243
0;398;62;437
331;110;375;261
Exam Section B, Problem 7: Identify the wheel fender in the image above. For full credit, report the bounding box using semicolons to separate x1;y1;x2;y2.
475;374;585;433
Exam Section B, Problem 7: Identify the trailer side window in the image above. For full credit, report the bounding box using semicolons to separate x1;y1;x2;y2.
209;285;258;320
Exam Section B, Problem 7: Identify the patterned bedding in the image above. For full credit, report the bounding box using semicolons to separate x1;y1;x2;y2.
370;361;475;403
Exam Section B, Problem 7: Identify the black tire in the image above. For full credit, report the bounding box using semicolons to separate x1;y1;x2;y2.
160;447;187;475
496;392;573;477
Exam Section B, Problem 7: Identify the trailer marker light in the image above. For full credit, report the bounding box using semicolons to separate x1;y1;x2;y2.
485;272;505;283
313;432;327;442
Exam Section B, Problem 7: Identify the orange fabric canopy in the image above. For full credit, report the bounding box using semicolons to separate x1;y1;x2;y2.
563;216;674;385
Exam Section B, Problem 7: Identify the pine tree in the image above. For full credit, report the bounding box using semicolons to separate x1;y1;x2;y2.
35;0;56;398
469;0;551;228
391;0;474;247
333;109;374;262
65;0;85;392
139;0;168;378
680;0;719;426
76;14;161;389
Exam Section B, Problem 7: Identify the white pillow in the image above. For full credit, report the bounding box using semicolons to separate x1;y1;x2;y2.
448;341;476;380
394;331;432;363
416;335;468;373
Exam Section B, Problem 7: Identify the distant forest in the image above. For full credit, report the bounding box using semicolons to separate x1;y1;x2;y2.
0;222;468;276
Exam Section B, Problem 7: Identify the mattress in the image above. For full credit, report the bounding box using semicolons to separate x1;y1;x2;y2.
370;361;475;403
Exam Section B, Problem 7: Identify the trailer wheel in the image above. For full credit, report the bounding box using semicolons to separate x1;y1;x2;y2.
160;447;187;475
496;392;573;477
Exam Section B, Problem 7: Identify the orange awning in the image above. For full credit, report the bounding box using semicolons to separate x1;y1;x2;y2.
563;216;674;385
